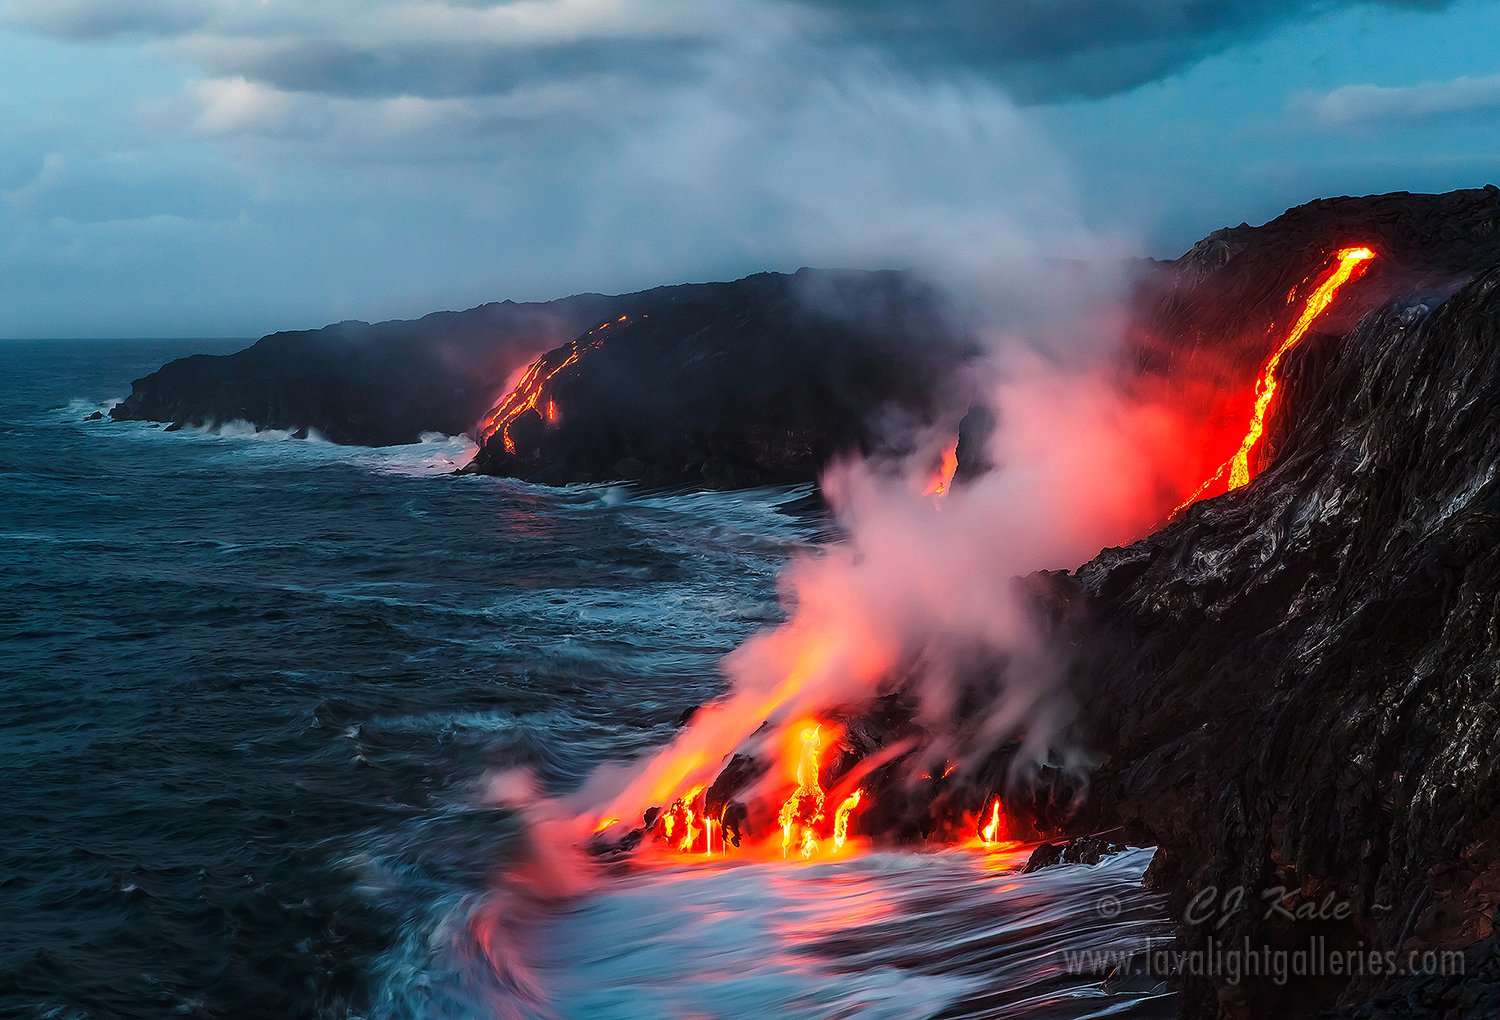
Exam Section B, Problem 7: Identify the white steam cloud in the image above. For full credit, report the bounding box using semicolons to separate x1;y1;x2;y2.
586;33;1113;302
556;36;1201;834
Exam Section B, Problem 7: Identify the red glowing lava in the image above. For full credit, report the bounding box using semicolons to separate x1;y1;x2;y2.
980;797;1006;844
621;718;875;862
604;712;1028;866
832;789;863;851
1174;246;1375;516
778;723;829;858
476;316;629;453
924;442;960;497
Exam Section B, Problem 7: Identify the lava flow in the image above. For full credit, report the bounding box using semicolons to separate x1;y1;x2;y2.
778;724;830;858
614;714;1027;865
658;785;720;856
979;797;1007;845
624;718;876;862
923;441;960;497
832;789;862;852
1174;246;1375;515
476;316;628;452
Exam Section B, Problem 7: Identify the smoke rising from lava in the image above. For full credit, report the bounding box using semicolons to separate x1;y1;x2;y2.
574;322;1198;834
569;193;1203;841
509;31;1207;852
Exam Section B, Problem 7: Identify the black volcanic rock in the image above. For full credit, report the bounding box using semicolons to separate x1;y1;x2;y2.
110;296;626;445
1125;188;1500;439
1138;187;1500;347
112;269;973;481
1055;189;1500;1017
462;268;973;488
1022;835;1129;873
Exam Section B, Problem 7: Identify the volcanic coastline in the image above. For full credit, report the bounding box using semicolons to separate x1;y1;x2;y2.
109;186;1500;1018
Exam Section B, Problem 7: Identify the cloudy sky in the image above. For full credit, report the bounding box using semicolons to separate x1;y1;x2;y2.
2;0;1496;337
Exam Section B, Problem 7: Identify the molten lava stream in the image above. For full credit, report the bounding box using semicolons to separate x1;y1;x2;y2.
770;720;873;861
924;441;960;497
476;315;628;453
971;795;1022;853
779;724;829;859
617;718;872;864
1173;245;1375;516
611;715;1039;867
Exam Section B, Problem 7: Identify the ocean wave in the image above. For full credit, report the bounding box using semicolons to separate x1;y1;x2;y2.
54;394;124;419
364;846;1171;1020
99;414;480;477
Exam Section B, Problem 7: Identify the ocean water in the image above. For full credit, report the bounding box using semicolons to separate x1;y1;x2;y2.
1;338;1172;1020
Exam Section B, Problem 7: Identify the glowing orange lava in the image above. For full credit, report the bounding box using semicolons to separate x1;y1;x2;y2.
832;789;863;851
1174;246;1375;516
1228;246;1375;488
476;317;627;452
621;716;1035;865
979;797;1006;845
657;785;713;854
779;724;828;858
632;715;880;862
924;442;960;497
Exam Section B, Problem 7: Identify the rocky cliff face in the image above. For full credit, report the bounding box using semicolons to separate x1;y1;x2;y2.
1060;188;1500;1018
670;188;1500;1017
461;268;973;488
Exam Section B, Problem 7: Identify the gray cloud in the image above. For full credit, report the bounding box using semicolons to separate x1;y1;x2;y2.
1;0;209;39
180;34;704;100
3;0;1460;102
1308;73;1500;125
4;150;244;224
805;0;1457;99
0;0;1484;339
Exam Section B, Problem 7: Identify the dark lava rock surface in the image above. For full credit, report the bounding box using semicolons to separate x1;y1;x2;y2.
112;269;972;475
1023;835;1130;873
1059;187;1500;1018
110;295;625;445
462;268;972;488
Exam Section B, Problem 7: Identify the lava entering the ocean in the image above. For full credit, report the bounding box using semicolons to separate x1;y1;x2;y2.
979;797;1010;846
778;723;830;858
476;316;628;453
604;713;1022;866
832;789;863;851
1172;246;1375;515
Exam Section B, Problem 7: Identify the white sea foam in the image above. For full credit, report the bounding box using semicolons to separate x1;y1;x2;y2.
364;846;1171;1020
100;412;481;477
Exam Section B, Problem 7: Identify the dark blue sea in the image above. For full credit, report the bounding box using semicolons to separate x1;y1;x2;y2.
2;338;1170;1020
